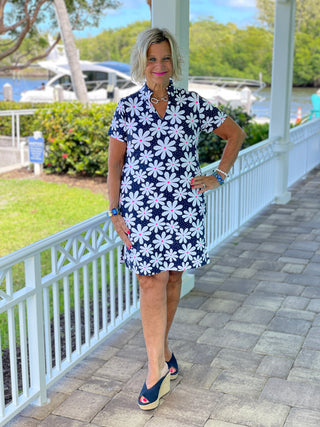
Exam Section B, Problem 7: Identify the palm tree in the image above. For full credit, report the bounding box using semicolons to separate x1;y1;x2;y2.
54;0;88;103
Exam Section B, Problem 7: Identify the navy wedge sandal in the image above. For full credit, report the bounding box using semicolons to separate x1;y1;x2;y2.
167;353;179;380
138;371;170;410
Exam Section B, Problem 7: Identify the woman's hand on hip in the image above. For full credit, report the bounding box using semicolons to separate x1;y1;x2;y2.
111;215;132;249
191;175;221;194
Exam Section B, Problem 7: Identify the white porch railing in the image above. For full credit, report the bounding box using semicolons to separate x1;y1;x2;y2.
0;110;36;148
0;118;320;425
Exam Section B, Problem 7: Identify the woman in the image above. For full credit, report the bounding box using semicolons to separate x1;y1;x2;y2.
107;28;246;410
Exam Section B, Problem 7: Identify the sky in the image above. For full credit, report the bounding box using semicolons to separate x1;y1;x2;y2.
74;0;258;38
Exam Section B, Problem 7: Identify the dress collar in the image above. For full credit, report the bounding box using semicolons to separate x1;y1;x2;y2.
141;79;175;100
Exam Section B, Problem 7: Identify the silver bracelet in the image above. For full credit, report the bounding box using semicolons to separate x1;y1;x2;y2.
216;168;229;178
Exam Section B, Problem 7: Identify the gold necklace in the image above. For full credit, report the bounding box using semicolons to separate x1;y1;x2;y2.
150;95;168;104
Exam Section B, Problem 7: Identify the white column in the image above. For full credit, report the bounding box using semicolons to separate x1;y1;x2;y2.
269;0;296;204
151;0;190;90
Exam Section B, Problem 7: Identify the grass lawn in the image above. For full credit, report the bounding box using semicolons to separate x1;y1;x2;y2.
0;178;108;257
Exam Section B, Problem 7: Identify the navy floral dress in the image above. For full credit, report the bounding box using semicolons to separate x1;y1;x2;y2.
108;80;227;275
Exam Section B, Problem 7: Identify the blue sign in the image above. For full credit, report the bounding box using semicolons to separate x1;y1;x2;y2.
28;137;44;163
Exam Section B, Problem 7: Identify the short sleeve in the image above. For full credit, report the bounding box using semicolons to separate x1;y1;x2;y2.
108;99;128;143
199;96;227;134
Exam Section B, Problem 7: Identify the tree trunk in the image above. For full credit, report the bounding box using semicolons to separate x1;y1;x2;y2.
54;0;88;103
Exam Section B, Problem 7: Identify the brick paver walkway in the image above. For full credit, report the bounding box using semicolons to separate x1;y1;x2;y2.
8;166;320;427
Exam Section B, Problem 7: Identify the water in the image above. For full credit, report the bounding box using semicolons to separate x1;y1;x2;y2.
252;87;315;121
0;76;46;102
0;76;316;121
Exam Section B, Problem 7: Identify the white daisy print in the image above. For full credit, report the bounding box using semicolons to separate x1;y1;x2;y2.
182;207;197;223
213;111;227;126
123;212;136;228
173;188;188;201
181;153;196;171
166;105;185;124
154;137;176;159
149;216;166;232
156;172;180;192
188;92;201;112
164;250;178;262
139;111;153;125
150;119;169;138
133;169;147;184
141;181;156;196
137;206;153;221
186;112;199;130
139;150;154;164
125;96;144;117
148;192;166;209
124;191;144;212
190;220;204;238
168;124;184;140
125;117;138;135
162;200;183;220
142;243;154;257
150;253;164;268
176;228;191;244
188;191;203;207
154;232;173;251
178;243;196;262
166;158;180;172
132;129;153;150
131;224;152;244
146;159;165;178
123;157;139;174
164;221;179;234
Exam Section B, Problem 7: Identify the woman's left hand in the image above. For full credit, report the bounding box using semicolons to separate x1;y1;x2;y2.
190;175;222;194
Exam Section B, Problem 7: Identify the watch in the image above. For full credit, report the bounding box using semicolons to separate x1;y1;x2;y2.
107;207;120;217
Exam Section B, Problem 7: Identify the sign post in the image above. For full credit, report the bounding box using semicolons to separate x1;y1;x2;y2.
28;132;44;176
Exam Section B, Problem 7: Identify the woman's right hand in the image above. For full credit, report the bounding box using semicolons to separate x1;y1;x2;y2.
111;215;132;249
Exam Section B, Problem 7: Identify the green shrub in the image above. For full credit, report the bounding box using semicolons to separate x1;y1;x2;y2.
198;105;269;165
33;102;116;176
1;100;270;175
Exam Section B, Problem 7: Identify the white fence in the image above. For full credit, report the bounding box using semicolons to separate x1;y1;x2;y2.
0;109;36;148
0;118;320;424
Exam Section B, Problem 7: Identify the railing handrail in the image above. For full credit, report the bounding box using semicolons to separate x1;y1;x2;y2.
188;75;266;89
0;109;37;116
0;212;110;267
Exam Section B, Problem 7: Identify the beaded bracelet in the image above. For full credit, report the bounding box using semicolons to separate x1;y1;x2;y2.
212;170;225;185
216;168;229;178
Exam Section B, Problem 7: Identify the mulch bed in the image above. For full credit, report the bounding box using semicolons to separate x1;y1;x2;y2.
0;167;107;195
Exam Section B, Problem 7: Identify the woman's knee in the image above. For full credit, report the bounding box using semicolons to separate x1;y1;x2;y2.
168;271;183;286
138;271;169;291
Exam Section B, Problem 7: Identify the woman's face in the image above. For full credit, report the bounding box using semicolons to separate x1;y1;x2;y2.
145;40;173;89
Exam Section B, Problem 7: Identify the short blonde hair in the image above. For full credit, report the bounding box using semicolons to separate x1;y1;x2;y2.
130;27;183;83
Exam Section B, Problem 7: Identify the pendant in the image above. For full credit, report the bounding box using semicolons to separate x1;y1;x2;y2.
151;95;168;104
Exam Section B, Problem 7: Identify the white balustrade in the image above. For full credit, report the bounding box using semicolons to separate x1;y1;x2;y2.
0;115;319;424
0;109;37;148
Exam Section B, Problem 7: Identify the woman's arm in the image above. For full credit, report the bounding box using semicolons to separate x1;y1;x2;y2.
107;137;132;249
192;116;246;193
213;116;246;176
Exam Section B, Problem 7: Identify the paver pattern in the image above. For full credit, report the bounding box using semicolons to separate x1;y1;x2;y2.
8;166;320;426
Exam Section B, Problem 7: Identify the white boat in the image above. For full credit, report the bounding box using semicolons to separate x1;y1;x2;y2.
20;44;262;110
19;59;140;103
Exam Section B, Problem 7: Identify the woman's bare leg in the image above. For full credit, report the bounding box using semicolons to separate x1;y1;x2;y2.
164;271;183;365
138;271;169;394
